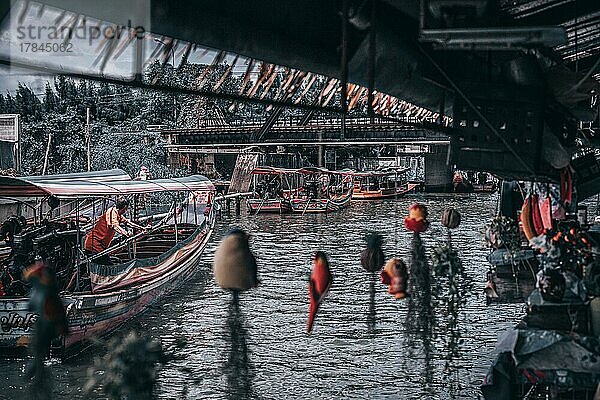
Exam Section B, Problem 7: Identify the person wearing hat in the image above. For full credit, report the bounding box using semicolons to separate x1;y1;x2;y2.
136;166;151;181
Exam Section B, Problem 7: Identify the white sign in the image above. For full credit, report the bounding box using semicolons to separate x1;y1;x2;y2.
0;114;19;143
397;144;430;154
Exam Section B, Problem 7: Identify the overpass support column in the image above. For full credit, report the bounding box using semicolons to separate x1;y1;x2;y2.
424;144;452;192
318;131;324;167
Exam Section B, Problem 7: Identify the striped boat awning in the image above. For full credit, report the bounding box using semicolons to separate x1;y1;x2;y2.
0;172;214;197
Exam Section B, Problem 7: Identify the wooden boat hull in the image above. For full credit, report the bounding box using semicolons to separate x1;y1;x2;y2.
290;191;352;214
0;221;214;355
352;183;419;200
487;248;538;279
247;198;291;214
472;183;497;193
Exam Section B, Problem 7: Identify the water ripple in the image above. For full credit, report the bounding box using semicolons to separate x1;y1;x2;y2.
0;193;526;399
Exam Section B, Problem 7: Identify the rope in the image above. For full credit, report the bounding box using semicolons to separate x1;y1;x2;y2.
564;56;600;96
394;174;400;253
255;195;267;215
496;181;503;217
301;197;312;216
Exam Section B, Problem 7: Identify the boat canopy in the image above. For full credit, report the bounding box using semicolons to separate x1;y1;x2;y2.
0;173;214;197
21;169;131;183
251;166;353;175
297;167;353;175
251;166;299;175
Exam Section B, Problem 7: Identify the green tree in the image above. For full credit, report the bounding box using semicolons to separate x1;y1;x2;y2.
42;82;57;112
15;83;42;122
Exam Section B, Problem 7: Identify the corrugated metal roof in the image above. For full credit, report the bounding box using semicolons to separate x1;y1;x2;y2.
500;0;600;81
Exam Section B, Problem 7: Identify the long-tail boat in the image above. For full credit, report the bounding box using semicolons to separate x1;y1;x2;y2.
0;169;132;263
246;166;294;214
351;168;419;200
289;167;354;214
0;170;215;355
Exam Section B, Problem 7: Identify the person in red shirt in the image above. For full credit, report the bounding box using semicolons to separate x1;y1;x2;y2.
84;198;146;264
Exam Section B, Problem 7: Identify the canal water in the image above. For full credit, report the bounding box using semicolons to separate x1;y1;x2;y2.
0;193;526;399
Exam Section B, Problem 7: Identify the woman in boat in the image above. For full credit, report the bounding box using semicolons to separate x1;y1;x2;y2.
84;198;147;265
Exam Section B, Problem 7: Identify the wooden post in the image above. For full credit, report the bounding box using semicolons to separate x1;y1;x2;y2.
193;194;198;225
173;201;179;244
340;0;348;140
235;196;241;215
368;0;377;124
318;131;324;167
86;107;91;171
75;199;80;291
134;30;144;82
42;131;53;175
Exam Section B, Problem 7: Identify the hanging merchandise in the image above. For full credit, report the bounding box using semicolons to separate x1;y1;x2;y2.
530;194;544;236
360;232;385;272
550;181;567;221
520;194;537;241
404;203;429;233
380;257;409;299
441;208;461;229
431;244;462;281
537;267;566;302
547;222;593;276
307;251;333;333
213;228;259;292
485;216;521;251
560;167;573;207
540;183;553;231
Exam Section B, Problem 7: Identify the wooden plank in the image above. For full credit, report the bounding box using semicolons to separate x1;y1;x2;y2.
228;153;260;193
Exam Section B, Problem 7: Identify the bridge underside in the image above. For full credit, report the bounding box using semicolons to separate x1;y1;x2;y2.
2;1;599;193
160;118;448;147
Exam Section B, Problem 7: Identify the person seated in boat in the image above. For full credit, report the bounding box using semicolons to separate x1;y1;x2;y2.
477;171;488;185
305;180;318;199
373;177;381;191
0;215;27;246
452;172;463;186
256;180;268;198
267;178;282;198
466;171;475;184
84;198;147;264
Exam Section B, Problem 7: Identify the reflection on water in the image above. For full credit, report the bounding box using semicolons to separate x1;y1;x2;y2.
405;233;435;398
222;291;256;400
0;193;528;399
367;273;377;336
434;235;473;398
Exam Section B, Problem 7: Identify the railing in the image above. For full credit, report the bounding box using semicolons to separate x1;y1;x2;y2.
164;116;427;133
213;192;253;201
